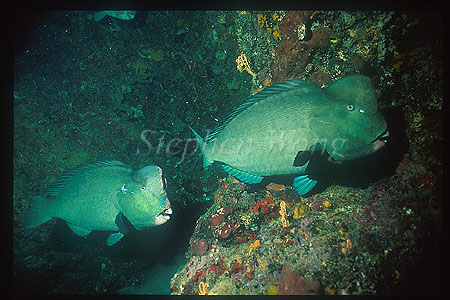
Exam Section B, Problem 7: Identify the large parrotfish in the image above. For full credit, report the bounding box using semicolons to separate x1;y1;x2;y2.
25;161;172;246
93;10;137;22
191;74;389;195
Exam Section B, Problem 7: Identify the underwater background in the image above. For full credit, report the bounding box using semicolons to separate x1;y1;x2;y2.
13;10;443;295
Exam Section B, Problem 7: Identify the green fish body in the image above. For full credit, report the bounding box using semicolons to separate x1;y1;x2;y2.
192;74;389;195
25;161;172;246
93;10;136;22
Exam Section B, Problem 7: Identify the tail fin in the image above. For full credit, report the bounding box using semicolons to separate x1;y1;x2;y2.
24;196;52;229
189;125;204;148
188;126;213;167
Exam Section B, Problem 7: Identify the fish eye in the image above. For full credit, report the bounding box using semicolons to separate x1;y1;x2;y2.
347;104;354;111
141;186;146;190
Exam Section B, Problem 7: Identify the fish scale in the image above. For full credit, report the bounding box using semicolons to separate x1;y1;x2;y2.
25;161;172;246
212;89;321;175
191;75;388;195
50;165;126;230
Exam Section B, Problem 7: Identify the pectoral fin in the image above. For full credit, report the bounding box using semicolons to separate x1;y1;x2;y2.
293;175;317;195
115;212;136;236
293;143;326;167
105;212;137;246
67;223;91;237
293;151;312;167
106;232;124;246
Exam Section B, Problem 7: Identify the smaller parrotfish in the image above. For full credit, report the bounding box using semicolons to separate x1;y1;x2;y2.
24;161;172;246
93;11;137;22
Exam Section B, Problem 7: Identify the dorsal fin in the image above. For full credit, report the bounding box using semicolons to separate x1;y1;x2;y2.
205;79;314;142
44;160;130;197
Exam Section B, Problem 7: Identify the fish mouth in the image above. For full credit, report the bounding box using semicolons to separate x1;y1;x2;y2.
370;128;390;144
369;128;389;152
157;198;172;221
158;207;173;221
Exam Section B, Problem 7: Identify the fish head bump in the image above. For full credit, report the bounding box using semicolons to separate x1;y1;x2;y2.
311;74;388;161
117;165;172;229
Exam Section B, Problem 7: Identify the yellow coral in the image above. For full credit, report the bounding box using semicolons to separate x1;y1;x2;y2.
325;286;336;295
257;14;268;28
257;13;279;40
279;201;289;227
252;87;264;95
236;52;255;76
293;203;308;219
247;240;261;256
198;281;208;295
273;26;280;39
250;239;261;248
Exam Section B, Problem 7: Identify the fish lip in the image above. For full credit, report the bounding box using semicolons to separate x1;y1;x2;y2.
370;128;390;144
158;207;173;218
157;197;172;217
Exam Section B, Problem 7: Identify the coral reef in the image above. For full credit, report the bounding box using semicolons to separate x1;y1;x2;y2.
270;11;331;83
278;263;318;295
191;239;208;256
170;163;442;295
13;10;442;296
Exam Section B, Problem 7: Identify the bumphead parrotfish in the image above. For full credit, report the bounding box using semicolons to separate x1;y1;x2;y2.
191;74;389;195
93;11;137;22
25;161;172;246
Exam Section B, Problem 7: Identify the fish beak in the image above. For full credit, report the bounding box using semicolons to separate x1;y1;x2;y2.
379;130;390;142
156;198;172;223
371;129;389;144
370;129;389;151
160;207;173;220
